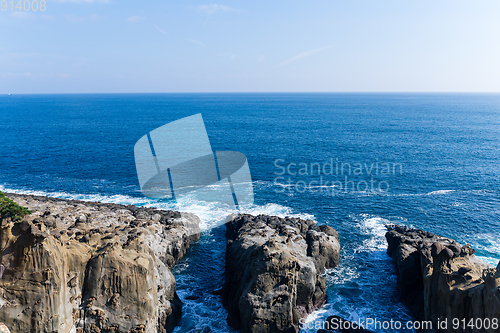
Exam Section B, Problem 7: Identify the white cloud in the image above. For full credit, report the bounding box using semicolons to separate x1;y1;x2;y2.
154;25;167;35
258;55;265;63
9;12;34;19
9;12;54;20
127;16;145;23
34;73;72;79
188;39;209;51
203;16;210;28
64;13;100;22
0;53;38;61
274;45;332;68
195;4;240;15
217;53;236;59
0;72;31;78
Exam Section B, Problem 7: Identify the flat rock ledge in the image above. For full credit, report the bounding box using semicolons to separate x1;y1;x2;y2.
386;225;500;333
222;214;341;333
0;193;201;333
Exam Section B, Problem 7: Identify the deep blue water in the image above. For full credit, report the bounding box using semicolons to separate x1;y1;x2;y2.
1;93;499;332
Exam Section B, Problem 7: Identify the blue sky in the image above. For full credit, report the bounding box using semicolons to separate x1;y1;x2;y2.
1;0;500;93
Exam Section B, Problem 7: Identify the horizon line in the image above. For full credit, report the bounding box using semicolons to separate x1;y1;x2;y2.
2;91;500;95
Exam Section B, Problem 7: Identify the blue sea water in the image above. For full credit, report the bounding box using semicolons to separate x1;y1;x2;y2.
1;93;499;332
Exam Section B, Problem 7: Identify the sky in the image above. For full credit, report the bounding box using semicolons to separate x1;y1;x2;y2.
1;0;500;93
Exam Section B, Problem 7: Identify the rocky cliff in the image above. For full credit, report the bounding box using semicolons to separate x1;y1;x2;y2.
223;214;341;333
386;225;500;333
0;193;200;333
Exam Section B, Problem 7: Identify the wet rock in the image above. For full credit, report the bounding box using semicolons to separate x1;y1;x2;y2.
80;234;90;243
458;266;472;275
386;224;500;332
0;193;201;333
223;214;340;333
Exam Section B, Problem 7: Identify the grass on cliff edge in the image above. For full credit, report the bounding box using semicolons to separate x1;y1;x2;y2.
0;191;31;222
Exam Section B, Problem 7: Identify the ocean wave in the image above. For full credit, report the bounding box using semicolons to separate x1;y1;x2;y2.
0;184;314;231
302;214;415;333
0;184;153;206
426;190;455;195
468;233;500;266
324;262;360;285
353;215;391;253
382;189;491;197
2;184;318;333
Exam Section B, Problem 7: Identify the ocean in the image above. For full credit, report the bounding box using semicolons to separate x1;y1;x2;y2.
1;93;499;332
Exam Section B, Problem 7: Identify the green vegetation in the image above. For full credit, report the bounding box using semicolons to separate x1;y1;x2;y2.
0;191;31;222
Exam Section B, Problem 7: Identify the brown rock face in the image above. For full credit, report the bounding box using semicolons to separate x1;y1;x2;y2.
222;214;341;333
386;225;500;333
0;193;200;333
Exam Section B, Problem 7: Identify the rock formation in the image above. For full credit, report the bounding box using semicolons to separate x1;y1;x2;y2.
222;214;341;333
0;193;200;333
386;225;500;333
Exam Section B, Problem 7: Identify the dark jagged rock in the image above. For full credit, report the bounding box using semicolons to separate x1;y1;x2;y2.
386;224;500;333
0;193;200;333
223;214;340;333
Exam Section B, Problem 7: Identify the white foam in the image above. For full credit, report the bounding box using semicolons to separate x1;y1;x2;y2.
300;298;380;333
427;190;455;195
468;233;500;266
324;263;360;285
3;184;317;333
354;215;390;253
0;185;315;231
300;307;329;332
474;256;498;267
301;214;411;333
0;185;152;206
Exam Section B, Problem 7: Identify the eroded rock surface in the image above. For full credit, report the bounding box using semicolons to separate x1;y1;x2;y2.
386;225;500;333
223;214;340;333
0;193;200;333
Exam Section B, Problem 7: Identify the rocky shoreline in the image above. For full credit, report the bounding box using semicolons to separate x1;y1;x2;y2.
1;193;499;333
386;225;500;333
0;193;200;333
222;214;341;333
